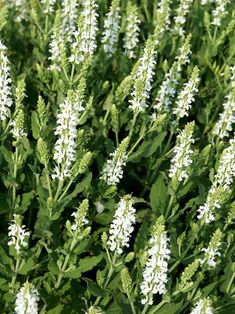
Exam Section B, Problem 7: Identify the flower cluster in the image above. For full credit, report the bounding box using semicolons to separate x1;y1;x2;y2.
40;0;56;14
173;66;200;120
61;0;79;42
102;0;121;57
100;137;129;186
70;199;89;234
154;0;171;42
107;195;136;255
7;0;28;22
15;282;39;314
49;11;64;71
213;89;235;139
178;259;200;291
0;40;13;122
169;121;195;187
190;298;213;314
174;0;194;35
8;214;30;254
52;91;82;181
70;0;98;64
201;229;222;268
198;137;235;223
11;108;27;139
123;2;140;59
154;35;191;113
140;216;170;305
212;0;231;26
129;38;157;111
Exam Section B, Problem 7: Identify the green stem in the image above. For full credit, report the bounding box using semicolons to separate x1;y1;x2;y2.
57;178;74;203
54;179;64;203
10;257;21;292
128;112;139;141
226;271;235;294
70;64;75;84
45;166;52;199
12;147;19;209
55;238;77;289
128;134;144;156
165;193;175;219
148;300;167;314
93;252;117;306
127;292;136;314
142;303;150;314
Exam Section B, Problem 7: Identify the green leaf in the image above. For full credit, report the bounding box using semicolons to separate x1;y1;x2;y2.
16;191;35;214
0;6;7;32
18;257;35;275
149;301;184;314
78;255;103;273
63;268;81;279
31;111;40;139
150;174;169;215
0;146;14;172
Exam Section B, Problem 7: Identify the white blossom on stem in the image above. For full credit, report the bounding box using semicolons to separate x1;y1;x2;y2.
123;2;140;59
169;121;195;186
197;137;235;223
140;216;170;305
8;214;30;254
107;195;136;255
190;298;214;314
70;0;98;64
173;66;200;119
102;0;121;57
49;11;64;71
100;137;129;186
15;282;39;314
62;0;78;41
129;38;157;111
0;40;13;122
174;0;193;36
212;0;231;26
201;229;222;268
52;91;84;181
40;0;56;14
154;35;191;113
213;90;235;139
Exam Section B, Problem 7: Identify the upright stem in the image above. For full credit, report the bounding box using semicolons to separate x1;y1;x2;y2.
12;147;19;209
10;257;21;292
54;179;64;203
127;291;137;314
93;252;117;306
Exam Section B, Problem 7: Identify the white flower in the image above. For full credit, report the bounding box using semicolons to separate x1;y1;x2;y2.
174;0;194;36
6;0;28;22
100;137;129;186
70;200;89;232
107;195;136;255
197;137;235;223
40;0;56;14
173;66;200;119
140;216;170;305
212;0;231;26
169;121;195;184
154;0;171;40
201;229;222;268
129;38;157;111
213;137;235;189
62;0;78;42
154;35;191;113
52;91;83;181
49;12;64;72
0;40;13;122
190;298;213;314
70;0;98;64
86;306;104;314
213;91;235;139
11;108;27;139
123;3;140;59
15;282;39;314
8;214;30;254
201;0;214;4
102;0;121;57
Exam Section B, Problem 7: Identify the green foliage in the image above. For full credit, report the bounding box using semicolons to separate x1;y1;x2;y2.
0;0;235;313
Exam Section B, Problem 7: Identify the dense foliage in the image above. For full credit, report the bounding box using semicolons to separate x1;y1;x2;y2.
0;0;235;313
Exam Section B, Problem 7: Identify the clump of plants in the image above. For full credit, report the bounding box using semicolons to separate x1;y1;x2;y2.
0;0;235;313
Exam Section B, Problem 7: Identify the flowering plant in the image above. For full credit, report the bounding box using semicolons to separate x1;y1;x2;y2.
0;1;235;313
